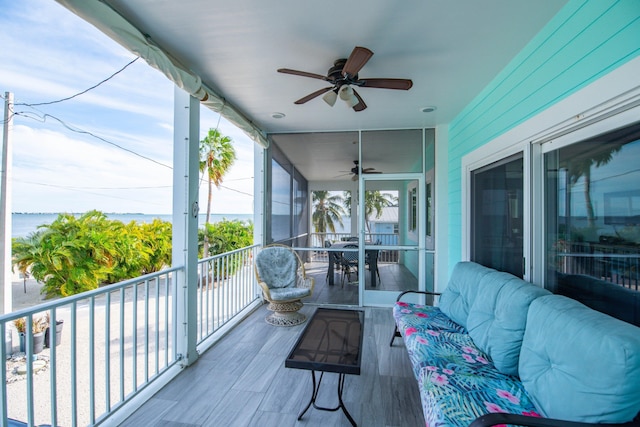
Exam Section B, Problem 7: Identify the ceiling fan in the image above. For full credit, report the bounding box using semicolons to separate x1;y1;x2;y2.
338;160;383;181
277;46;413;111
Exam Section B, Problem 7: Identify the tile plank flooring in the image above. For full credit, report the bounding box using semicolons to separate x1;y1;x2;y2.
120;304;424;427
304;261;419;306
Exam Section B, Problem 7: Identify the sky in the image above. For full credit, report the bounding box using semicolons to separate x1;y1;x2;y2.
0;0;255;215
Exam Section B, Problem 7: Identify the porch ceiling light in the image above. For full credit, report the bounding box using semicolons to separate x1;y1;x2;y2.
339;85;358;108
420;106;437;113
322;89;338;106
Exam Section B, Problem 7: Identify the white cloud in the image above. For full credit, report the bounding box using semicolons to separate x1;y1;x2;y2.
2;0;256;216
10;125;174;213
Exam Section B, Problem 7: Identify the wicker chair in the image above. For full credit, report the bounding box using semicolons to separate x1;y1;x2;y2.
254;244;315;326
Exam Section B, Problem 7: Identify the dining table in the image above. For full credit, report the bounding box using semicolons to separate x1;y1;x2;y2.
326;241;378;287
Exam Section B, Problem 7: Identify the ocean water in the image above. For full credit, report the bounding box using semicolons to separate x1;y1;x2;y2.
10;213;253;238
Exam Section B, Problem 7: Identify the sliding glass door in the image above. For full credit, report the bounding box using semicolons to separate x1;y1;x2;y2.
470;154;524;277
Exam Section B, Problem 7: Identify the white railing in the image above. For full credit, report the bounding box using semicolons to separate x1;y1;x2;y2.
310;232;399;247
1;268;180;427
310;232;400;263
0;245;261;427
195;244;260;344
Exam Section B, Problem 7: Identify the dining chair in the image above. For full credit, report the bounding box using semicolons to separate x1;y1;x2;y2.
365;248;381;285
340;244;359;286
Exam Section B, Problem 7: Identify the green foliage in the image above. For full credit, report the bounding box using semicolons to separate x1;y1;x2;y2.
12;211;173;298
312;191;346;234
138;219;173;273
12;212;252;298
198;219;253;259
198;219;253;279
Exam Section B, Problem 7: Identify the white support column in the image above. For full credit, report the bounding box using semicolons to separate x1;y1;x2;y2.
253;142;265;246
172;87;200;366
434;124;449;291
1;92;13;315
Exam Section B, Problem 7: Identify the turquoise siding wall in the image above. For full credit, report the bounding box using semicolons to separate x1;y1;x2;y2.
446;0;640;267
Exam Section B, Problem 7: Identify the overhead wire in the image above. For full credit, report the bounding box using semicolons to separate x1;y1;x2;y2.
4;60;254;205
3;56;171;169
15;179;167;206
14;179;171;190
15;57;140;107
13;109;173;169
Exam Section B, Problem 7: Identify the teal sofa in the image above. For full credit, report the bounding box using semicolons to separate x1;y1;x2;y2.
391;262;640;427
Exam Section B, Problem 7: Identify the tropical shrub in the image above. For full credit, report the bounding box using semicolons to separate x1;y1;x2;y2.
198;219;253;278
198;219;253;258
139;219;173;274
12;212;252;298
12;211;173;297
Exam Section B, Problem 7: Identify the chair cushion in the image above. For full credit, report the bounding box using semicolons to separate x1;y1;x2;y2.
256;246;297;289
269;287;311;301
520;295;640;423
467;272;550;376
439;262;492;328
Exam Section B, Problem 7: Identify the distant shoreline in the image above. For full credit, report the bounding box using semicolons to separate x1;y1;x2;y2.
11;212;253;238
12;212;251;215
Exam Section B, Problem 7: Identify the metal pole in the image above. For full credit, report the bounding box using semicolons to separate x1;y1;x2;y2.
1;91;13;315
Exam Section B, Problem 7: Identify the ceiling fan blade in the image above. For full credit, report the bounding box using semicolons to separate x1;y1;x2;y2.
278;68;328;81
362;167;376;173
332;172;352;179
352;89;367;111
294;87;334;104
351;174;359;181
342;46;374;77
359;78;413;90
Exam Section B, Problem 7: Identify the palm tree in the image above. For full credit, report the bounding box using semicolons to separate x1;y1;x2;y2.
12;230;45;291
565;143;622;228
343;191;397;233
312;191;346;243
199;128;237;255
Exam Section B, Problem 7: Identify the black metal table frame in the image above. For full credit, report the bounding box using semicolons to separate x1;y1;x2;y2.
298;370;354;426
285;308;364;427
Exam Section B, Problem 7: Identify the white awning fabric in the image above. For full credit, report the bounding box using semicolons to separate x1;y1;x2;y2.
56;0;269;148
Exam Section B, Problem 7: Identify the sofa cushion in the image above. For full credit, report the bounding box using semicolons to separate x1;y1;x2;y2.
520;295;640;423
439;262;492;328
416;333;540;427
393;302;467;379
467;272;550;376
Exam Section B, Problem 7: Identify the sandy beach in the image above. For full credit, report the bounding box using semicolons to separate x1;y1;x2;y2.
11;273;52;313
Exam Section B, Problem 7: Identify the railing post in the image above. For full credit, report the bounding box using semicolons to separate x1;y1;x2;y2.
172;87;200;366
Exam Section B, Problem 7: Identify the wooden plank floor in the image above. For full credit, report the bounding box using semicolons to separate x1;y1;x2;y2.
120;304;424;427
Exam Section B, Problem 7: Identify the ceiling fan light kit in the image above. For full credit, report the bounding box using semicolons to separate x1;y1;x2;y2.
339;85;359;107
278;46;412;112
322;89;338;106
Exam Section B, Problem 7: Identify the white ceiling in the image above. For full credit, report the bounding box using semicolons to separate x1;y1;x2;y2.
99;0;567;180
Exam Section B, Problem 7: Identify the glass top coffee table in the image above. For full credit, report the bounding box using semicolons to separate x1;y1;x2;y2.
285;307;364;426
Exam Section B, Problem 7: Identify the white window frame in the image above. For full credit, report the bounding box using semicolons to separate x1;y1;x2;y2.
462;141;531;279
461;56;640;285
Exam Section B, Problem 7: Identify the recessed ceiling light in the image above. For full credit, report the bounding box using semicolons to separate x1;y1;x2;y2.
271;112;286;119
420;106;437;113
